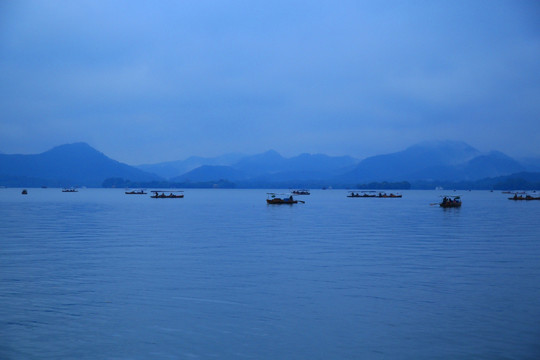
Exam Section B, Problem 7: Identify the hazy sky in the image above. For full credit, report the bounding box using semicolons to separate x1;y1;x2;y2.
1;0;539;164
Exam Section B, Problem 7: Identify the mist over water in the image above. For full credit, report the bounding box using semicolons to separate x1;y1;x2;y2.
1;189;539;359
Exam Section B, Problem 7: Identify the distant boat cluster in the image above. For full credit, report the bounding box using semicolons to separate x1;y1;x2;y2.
347;191;402;198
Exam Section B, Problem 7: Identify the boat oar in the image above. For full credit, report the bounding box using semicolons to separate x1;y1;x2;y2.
429;203;439;206
298;200;305;204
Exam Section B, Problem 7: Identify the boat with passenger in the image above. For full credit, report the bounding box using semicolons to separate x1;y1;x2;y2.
266;193;304;204
347;191;376;198
150;190;184;198
377;192;402;198
508;193;540;201
291;189;310;195
125;189;147;195
62;188;78;192
440;195;461;208
347;191;402;198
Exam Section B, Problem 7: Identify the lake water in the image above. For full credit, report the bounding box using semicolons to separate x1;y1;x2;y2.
1;188;539;359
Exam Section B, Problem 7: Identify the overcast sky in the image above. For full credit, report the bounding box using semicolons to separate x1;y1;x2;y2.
1;0;539;164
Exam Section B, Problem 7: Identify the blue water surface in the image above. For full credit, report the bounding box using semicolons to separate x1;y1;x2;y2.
1;188;539;359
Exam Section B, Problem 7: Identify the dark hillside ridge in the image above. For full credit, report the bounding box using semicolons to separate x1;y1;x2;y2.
340;141;524;183
0;142;160;187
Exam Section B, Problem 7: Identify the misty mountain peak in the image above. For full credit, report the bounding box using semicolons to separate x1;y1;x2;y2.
236;150;284;163
404;140;480;165
232;149;286;175
45;142;104;156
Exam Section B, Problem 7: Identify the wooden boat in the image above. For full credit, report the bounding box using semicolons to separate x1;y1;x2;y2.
62;188;78;192
266;193;304;204
347;191;376;198
21;189;28;195
508;193;540;200
347;191;402;198
150;190;184;198
291;189;310;195
440;195;461;208
125;189;147;195
377;192;402;198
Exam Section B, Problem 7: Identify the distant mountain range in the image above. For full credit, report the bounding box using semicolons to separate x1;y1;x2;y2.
169;150;358;184
339;141;525;183
137;153;246;179
1;141;539;188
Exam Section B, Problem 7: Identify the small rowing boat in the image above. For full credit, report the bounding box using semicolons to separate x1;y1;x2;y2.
266;193;304;204
125;189;147;195
440;195;461;208
150;190;184;199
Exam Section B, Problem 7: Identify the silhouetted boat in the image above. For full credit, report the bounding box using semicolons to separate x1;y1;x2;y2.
440;195;461;208
125;189;147;195
150;190;184;198
291;189;310;195
347;191;376;198
377;192;402;198
347;191;402;198
21;189;27;195
62;188;78;192
508;193;540;201
266;193;304;204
